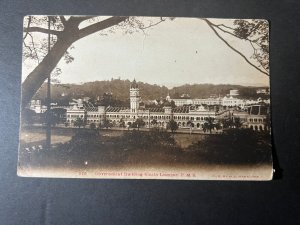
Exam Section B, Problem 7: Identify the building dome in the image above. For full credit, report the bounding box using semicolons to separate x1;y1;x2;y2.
130;79;139;89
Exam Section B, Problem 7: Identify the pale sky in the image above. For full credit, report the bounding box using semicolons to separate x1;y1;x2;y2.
22;17;269;88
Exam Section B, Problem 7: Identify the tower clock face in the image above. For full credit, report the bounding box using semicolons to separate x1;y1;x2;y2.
131;90;139;97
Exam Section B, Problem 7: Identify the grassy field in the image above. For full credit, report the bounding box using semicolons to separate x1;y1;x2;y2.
20;126;206;148
173;133;207;148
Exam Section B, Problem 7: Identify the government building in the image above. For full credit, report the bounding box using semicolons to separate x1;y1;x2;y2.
63;80;270;131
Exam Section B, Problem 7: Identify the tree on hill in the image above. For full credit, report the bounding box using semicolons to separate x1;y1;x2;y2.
33;81;266;103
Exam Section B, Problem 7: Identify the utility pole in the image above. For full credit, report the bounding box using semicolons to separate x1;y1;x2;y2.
46;16;51;150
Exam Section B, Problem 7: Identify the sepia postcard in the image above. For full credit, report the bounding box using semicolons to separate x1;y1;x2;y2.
18;16;273;180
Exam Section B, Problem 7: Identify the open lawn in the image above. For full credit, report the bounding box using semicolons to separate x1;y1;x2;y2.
20;126;207;148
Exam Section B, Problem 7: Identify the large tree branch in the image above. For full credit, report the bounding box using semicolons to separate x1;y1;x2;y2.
214;24;243;40
28;33;40;63
77;16;129;39
249;41;268;72
66;16;95;27
59;16;67;27
203;19;269;76
22;37;73;108
139;17;166;30
24;26;62;36
210;21;269;74
22;16;129;108
23;16;32;40
216;23;235;31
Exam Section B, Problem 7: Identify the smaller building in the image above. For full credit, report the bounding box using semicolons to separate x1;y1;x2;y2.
246;104;270;131
66;105;86;125
222;96;245;108
229;89;239;96
29;100;47;114
256;88;269;95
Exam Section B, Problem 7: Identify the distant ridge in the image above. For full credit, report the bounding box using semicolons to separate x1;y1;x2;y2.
33;79;268;104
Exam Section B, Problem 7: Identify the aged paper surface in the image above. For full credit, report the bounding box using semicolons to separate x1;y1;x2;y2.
19;16;272;180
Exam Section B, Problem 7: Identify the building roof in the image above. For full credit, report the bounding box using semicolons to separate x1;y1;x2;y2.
106;106;130;112
148;108;165;113
173;106;189;113
86;107;99;112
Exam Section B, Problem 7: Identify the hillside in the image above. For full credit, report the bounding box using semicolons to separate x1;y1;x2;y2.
33;79;268;105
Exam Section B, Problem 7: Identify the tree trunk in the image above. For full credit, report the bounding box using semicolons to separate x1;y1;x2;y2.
21;37;74;108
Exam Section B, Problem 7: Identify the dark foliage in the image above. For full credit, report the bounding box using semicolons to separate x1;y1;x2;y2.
21;108;36;125
167;119;178;133
187;128;272;165
131;118;145;130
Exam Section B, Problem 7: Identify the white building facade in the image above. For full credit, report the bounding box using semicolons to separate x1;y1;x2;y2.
60;81;270;132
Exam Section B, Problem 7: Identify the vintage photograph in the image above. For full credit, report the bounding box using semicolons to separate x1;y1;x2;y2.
19;16;272;180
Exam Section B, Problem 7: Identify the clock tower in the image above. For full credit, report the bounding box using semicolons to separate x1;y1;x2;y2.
130;79;140;113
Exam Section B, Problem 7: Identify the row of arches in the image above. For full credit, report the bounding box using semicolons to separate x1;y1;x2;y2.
249;125;269;131
177;122;202;128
